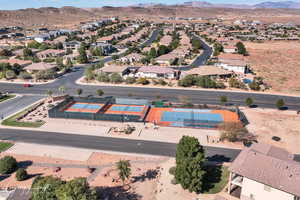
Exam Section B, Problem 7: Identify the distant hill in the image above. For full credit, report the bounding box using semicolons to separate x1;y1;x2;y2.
1;5;300;28
254;1;300;9
183;1;300;9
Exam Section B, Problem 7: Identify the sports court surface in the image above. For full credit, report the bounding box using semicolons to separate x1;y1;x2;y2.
64;102;104;113
105;104;146;116
146;107;239;128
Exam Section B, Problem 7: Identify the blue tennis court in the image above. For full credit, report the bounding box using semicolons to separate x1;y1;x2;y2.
69;103;102;110
161;111;223;123
109;105;143;112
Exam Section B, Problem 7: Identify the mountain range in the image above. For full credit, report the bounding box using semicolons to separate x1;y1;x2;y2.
137;1;300;9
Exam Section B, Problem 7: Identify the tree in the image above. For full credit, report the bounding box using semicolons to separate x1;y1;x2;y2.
65;58;73;68
23;48;33;57
220;96;228;105
116;160;131;186
276;99;285;110
31;176;63;200
175;136;205;193
191;38;201;50
77;47;88;64
96;89;104;97
148;47;157;58
16;168;28;181
236;42;247;56
245;97;253;107
0;49;12;57
157;45;169;56
46;90;53;97
55;178;97;200
0;156;18;174
58;86;66;94
31;176;97;200
76;88;83;96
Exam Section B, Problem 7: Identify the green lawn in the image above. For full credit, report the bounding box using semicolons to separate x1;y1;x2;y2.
0;95;16;103
202;165;230;194
0;142;13;152
1;105;45;128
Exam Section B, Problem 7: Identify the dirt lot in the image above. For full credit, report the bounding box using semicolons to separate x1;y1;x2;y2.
245;41;300;94
243;107;300;154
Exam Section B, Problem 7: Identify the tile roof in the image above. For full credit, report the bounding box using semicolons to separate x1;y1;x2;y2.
186;66;232;76
138;66;175;74
230;143;300;197
24;62;57;71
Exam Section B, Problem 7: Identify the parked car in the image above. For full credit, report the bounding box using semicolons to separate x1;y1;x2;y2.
23;84;32;88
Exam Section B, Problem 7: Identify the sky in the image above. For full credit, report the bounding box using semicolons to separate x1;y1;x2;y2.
0;0;299;10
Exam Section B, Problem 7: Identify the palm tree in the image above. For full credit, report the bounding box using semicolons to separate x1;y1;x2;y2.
76;88;83;97
220;96;227;105
59;86;66;95
116;160;131;186
46;90;53;98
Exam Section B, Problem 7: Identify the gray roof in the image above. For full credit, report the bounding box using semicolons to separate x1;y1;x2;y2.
230;143;300;197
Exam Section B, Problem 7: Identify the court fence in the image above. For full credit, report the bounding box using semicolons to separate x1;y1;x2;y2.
48;96;148;122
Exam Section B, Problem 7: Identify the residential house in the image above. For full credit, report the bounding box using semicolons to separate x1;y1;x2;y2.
96;65;132;76
229;143;300;200
184;65;232;79
36;49;65;59
223;44;237;53
135;66;178;79
24;62;57;73
63;41;81;51
216;59;248;74
90;42;114;55
119;53;144;64
0;59;32;67
33;34;50;43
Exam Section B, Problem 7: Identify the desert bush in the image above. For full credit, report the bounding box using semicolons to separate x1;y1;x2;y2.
219;122;249;142
16;168;28;181
0;156;18;174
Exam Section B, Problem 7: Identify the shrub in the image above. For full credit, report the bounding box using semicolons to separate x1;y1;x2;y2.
5;70;16;80
136;77;150;85
158;79;167;86
18;71;32;80
16;168;28;181
125;77;136;84
0;156;18;174
110;73;123;83
219;122;249;142
97;72;110;82
169;166;176;175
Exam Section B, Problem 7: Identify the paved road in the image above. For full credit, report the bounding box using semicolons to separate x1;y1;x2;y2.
190;35;213;67
1;77;300;110
0;95;43;119
0;128;240;160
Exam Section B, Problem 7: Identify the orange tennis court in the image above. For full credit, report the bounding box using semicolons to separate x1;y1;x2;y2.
146;107;239;128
